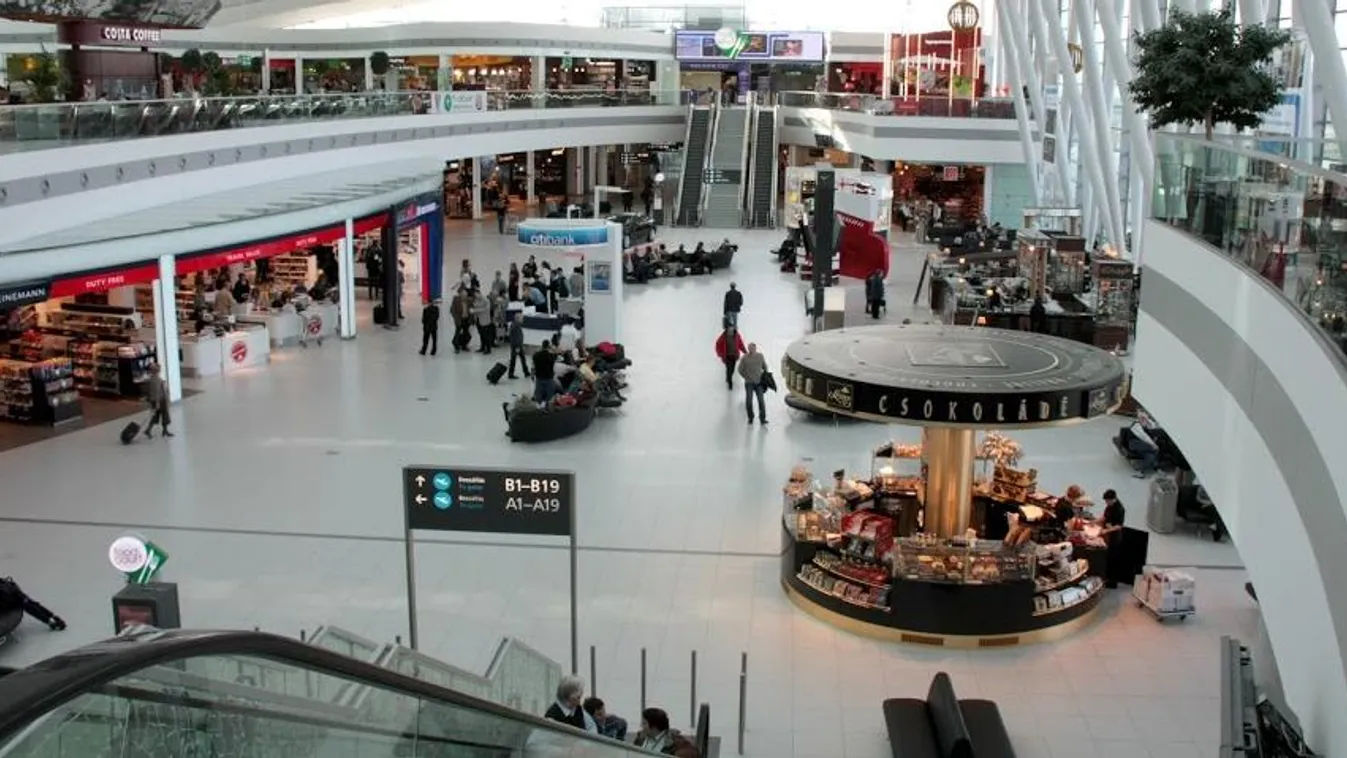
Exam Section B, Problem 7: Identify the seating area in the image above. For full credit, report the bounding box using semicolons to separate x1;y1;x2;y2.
883;672;1015;758
502;342;631;443
623;240;736;283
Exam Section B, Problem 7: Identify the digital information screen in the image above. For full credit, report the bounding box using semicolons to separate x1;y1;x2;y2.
674;30;825;62
402;466;574;537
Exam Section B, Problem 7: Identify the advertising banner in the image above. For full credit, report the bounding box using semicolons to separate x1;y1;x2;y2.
433;91;488;114
516;222;610;248
675;29;825;62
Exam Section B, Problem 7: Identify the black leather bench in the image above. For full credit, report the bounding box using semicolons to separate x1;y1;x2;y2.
882;673;1016;758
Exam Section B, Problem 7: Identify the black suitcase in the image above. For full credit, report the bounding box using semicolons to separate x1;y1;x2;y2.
486;362;508;385
120;422;141;445
373;304;387;325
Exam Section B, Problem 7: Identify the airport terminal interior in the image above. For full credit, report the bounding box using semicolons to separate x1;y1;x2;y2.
0;0;1342;757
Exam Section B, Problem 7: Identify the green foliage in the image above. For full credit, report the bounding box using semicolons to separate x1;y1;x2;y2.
248;56;264;75
202;51;222;72
370;51;391;77
18;48;67;103
180;48;204;73
1129;9;1291;138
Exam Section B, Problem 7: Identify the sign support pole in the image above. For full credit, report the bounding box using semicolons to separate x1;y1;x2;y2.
569;492;579;674
405;523;420;651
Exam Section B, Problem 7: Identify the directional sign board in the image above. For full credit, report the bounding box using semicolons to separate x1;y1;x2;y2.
402;466;574;537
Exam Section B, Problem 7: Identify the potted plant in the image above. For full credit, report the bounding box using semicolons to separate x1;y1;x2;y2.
1129;8;1290;139
17;48;66;104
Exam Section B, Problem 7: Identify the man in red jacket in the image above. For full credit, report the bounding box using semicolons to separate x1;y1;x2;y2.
714;319;746;390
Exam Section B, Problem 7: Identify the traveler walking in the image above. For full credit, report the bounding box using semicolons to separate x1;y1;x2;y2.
714;321;746;389
722;282;743;326
419;298;441;356
864;270;885;319
738;343;769;425
507;313;531;379
142;362;173;438
451;290;473;353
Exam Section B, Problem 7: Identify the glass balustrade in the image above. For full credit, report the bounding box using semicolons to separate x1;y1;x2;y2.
1152;133;1347;360
0;89;681;153
776;91;1017;119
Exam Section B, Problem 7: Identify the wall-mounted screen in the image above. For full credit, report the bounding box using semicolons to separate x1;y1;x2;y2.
675;30;825;62
0;0;221;28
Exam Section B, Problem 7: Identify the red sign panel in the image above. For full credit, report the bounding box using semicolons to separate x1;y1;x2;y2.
230;341;248;363
49;263;160;298
178;215;385;275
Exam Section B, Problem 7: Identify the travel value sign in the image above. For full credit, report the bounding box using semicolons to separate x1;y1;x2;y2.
402;466;574;537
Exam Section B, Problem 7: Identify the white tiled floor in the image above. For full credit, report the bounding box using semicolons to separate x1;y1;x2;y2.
0;219;1252;758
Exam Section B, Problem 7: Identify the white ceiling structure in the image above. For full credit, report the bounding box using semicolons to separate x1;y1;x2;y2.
206;0;959;32
1;159;436;253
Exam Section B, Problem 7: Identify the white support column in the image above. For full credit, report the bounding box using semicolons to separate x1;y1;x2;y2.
261;50;272;94
532;56;547;108
155;255;182;404
999;26;1044;205
295;56;305;94
1238;0;1263;24
1098;0;1155;188
364;56;375;92
1003;0;1048;127
1293;0;1347;158
438;52;451;91
339;218;357;339
1135;0;1164;32
1038;0;1123;246
471;159;484;220
526;150;536;207
1075;0;1127;247
881;31;892;98
1027;0;1076;206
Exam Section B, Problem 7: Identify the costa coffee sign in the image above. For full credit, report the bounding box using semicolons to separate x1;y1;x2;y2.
58;21;164;47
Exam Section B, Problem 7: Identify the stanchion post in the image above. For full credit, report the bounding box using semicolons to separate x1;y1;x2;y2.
690;650;698;728
590;645;597;698
640;648;648;711
737;652;747;755
299;629;306;642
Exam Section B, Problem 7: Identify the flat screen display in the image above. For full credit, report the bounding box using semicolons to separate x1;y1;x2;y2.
674;30;825;62
0;0;221;28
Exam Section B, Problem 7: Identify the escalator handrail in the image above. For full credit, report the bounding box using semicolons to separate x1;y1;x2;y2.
0;629;644;754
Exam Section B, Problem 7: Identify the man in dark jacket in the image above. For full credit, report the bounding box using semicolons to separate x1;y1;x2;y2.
450;291;473;353
507;313;531;379
864;271;885;319
544;676;592;732
419;298;441;356
722;282;743;326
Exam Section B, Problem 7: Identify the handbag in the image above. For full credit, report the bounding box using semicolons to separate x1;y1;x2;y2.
761;370;778;393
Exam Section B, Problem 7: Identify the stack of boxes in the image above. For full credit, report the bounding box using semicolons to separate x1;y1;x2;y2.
1134;566;1197;614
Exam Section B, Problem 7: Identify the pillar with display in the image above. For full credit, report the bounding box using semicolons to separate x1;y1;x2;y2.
779;324;1133;646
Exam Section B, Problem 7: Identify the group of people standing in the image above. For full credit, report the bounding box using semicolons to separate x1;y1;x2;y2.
546;676;699;757
418;260;509;357
714;283;772;424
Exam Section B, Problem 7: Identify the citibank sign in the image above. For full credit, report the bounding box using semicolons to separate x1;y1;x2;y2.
516;224;609;248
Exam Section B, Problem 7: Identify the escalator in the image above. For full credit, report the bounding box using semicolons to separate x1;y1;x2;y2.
675;107;713;226
0;629;702;758
746;106;778;229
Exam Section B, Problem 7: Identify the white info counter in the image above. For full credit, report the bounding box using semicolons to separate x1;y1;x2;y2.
180;324;271;377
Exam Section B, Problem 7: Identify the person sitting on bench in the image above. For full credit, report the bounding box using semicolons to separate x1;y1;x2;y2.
1120;421;1160;478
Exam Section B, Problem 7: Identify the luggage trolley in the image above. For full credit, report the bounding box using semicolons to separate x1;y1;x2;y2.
299;310;325;347
505;212;522;234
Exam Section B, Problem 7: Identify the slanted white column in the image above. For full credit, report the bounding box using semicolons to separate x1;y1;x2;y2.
1074;0;1127;248
1003;0;1047;133
1097;0;1154;189
1039;0;1120;247
339;218;357;338
155;255;182;404
997;8;1044;205
1293;0;1347;159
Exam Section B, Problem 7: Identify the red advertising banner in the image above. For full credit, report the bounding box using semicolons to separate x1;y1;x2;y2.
49;263;160;298
178;214;386;275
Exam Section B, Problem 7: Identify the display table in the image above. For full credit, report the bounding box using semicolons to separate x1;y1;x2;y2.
244;312;302;348
781;524;1104;646
222;326;270;374
180;334;223;378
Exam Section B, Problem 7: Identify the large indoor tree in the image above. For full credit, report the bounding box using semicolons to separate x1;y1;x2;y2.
1129;8;1291;139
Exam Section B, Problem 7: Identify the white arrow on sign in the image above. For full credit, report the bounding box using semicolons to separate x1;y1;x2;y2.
415;494;427;504
415;475;426;487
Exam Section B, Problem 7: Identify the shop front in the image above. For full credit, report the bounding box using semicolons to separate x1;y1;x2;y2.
453;55;531;90
886;25;989;113
894;162;987;226
674;29;825;102
0;192;443;440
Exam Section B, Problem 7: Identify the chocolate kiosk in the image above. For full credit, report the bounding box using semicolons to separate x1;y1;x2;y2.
780;324;1127;646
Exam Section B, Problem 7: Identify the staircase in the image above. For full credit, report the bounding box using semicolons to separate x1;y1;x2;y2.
747;106;778;228
701;106;750;228
675;107;713;226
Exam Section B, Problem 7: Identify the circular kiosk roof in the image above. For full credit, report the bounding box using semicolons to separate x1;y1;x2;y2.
781;325;1127;428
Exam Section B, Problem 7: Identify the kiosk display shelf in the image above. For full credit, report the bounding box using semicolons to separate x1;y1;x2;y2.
0;358;82;425
777;324;1125;646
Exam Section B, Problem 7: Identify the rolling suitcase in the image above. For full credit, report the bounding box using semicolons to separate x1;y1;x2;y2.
373;304;387;325
486;362;508;385
120;421;141;445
